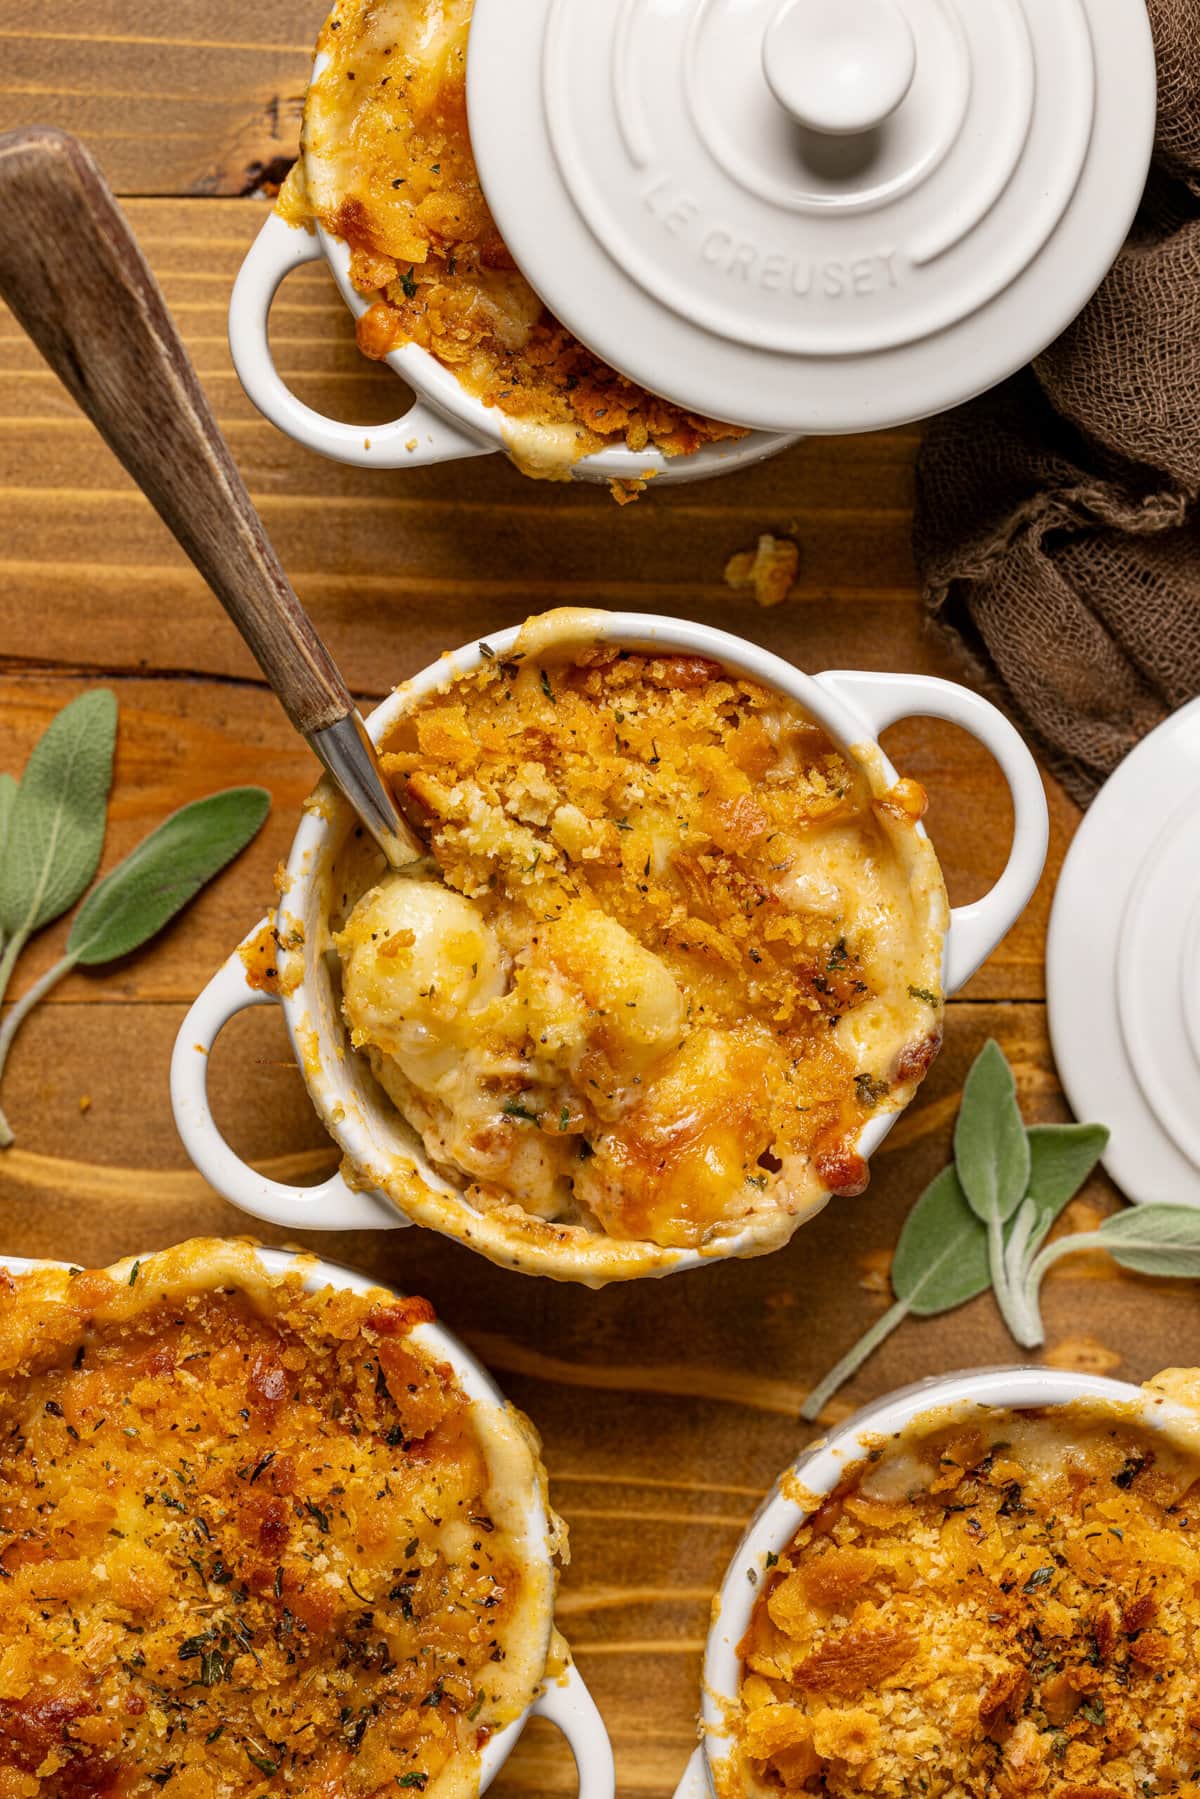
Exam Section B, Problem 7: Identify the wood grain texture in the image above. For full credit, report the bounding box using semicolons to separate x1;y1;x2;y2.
0;21;1138;1798
0;131;361;739
0;1;326;195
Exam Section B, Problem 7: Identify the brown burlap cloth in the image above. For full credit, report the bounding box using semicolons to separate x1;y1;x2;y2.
913;0;1200;806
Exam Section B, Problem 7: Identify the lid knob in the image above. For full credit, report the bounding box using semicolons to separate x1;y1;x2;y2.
762;0;916;136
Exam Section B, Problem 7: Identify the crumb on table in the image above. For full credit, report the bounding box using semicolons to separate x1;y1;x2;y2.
725;534;801;607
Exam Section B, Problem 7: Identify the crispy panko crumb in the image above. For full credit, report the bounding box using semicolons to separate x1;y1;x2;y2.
737;1405;1200;1797
725;535;801;608
239;912;303;998
331;644;942;1249
0;1253;532;1798
290;0;746;476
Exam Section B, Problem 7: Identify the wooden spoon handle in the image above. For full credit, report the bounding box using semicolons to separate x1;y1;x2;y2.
0;126;350;738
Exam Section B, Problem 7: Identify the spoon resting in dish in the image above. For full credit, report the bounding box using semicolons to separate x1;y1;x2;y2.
0;125;427;875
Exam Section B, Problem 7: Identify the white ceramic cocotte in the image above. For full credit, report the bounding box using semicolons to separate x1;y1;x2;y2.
0;1245;615;1799
671;1365;1198;1799
172;613;1049;1280
229;0;1155;482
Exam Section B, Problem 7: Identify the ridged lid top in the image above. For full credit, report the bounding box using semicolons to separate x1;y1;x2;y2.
466;0;1156;433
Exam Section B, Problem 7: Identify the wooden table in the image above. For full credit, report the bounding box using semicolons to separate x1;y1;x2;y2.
1;10;1193;1796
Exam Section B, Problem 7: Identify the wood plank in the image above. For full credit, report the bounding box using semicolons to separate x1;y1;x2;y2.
0;2;327;195
0;995;1187;1798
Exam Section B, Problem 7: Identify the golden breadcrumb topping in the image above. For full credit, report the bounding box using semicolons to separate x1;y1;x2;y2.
331;630;944;1251
737;1405;1200;1798
0;1245;541;1799
284;0;747;470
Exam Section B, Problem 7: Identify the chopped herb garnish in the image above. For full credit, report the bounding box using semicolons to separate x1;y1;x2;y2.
854;1073;890;1108
200;1647;230;1686
248;1450;276;1484
1114;1453;1148;1490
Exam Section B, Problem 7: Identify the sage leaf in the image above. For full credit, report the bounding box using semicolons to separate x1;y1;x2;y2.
66;787;271;965
893;1166;991;1315
1020;1202;1200;1343
1022;1123;1110;1255
800;1168;989;1421
953;1039;1032;1335
0;773;16;955
1096;1205;1200;1279
0;772;16;864
954;1039;1031;1227
0;690;117;939
0;784;270;1149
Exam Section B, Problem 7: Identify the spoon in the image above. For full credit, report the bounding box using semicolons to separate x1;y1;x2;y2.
0;126;428;873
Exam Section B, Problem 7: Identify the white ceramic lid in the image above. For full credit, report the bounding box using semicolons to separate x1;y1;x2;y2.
466;0;1156;433
1047;698;1200;1210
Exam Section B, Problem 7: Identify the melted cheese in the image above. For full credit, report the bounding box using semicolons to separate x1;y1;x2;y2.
0;1241;551;1799
331;615;948;1251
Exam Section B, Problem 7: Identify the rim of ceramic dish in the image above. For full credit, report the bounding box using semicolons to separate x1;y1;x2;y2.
314;220;800;480
695;1364;1199;1794
0;1242;558;1797
270;610;950;1281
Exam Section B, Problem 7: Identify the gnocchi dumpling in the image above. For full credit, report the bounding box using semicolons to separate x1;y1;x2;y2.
336;877;505;1080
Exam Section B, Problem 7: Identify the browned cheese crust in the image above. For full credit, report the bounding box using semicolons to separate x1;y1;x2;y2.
0;1248;535;1799
332;644;945;1251
737;1409;1200;1798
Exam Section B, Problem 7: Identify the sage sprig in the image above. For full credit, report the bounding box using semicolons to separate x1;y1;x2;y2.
1000;1123;1113;1343
801;1039;1173;1418
0;692;270;1145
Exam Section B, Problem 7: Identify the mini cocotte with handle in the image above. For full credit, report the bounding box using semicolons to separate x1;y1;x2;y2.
171;612;1049;1283
669;1366;1197;1799
0;1245;616;1799
229;0;1155;481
